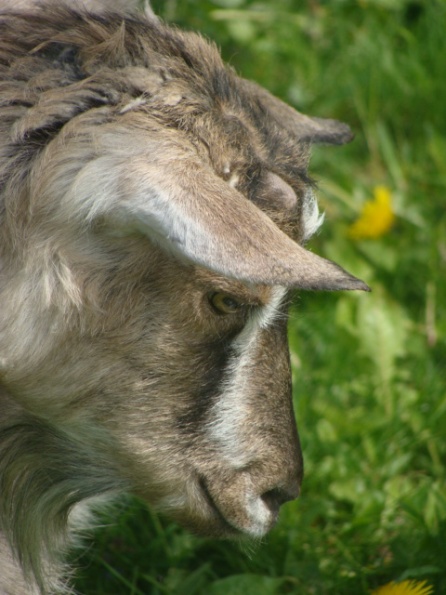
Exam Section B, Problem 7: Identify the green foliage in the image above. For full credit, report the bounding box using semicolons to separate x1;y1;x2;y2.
74;1;446;593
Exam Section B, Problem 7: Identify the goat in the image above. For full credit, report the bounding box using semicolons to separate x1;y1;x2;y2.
0;1;369;593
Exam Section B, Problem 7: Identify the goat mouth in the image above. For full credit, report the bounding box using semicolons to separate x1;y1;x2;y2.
198;476;241;536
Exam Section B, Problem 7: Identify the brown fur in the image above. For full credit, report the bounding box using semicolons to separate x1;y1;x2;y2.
0;2;367;593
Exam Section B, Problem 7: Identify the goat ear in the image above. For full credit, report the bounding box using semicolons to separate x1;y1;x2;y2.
240;79;353;146
112;155;368;292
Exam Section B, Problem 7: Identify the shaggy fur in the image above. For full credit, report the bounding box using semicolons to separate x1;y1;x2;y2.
0;2;368;593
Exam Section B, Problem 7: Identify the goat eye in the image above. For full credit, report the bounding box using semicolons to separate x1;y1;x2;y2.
209;292;241;315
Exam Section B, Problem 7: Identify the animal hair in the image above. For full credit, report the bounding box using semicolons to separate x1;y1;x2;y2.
0;1;366;593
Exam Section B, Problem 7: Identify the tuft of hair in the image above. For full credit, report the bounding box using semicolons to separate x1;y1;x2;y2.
0;0;149;14
0;397;126;593
301;187;325;241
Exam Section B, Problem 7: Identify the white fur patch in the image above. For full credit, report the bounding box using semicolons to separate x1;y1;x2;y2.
245;494;272;536
228;173;239;188
255;285;287;330
302;187;324;241
119;96;147;114
207;286;287;467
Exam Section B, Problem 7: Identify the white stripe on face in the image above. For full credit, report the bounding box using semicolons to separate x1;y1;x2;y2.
206;286;287;467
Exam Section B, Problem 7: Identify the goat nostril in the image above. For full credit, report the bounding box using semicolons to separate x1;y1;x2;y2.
261;486;298;515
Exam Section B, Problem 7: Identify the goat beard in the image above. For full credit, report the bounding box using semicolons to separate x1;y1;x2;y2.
0;393;127;593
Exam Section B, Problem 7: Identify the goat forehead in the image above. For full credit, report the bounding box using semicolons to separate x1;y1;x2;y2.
0;7;311;247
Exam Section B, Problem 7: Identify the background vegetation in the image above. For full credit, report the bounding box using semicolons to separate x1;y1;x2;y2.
73;0;446;593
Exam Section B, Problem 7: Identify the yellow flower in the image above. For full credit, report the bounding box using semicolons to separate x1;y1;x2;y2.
348;185;395;240
371;579;434;595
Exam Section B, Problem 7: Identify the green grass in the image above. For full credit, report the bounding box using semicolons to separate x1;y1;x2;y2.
73;1;446;593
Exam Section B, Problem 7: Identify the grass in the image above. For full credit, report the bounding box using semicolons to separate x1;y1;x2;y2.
73;1;446;593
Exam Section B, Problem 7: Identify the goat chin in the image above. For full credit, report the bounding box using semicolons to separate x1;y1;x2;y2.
0;1;366;593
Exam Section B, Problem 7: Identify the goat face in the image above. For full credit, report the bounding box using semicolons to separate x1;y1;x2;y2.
0;1;368;590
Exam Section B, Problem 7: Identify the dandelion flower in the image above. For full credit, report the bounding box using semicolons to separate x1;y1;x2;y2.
371;579;434;595
348;185;395;240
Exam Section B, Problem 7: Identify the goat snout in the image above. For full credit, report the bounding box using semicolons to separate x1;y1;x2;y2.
197;458;302;538
243;479;301;536
261;483;300;516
